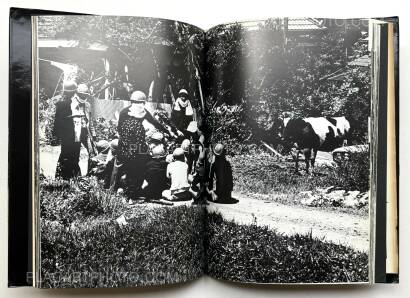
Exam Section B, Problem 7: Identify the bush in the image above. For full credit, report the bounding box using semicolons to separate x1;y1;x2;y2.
206;103;255;155
328;149;370;192
38;88;56;146
93;117;118;141
206;212;368;283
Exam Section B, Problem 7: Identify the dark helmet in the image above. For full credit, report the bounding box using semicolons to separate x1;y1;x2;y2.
63;80;77;93
213;143;225;156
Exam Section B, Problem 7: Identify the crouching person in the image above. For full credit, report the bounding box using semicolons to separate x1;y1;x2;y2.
189;151;208;205
143;146;169;201
208;143;233;203
162;148;191;201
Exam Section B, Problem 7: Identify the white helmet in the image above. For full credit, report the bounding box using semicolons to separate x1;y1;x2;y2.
178;89;188;96
77;83;90;95
181;139;191;153
130;90;147;103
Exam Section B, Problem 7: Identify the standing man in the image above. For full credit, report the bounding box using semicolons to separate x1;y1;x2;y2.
75;83;97;172
53;80;82;179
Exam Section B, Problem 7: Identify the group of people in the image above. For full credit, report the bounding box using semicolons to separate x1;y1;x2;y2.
52;80;234;204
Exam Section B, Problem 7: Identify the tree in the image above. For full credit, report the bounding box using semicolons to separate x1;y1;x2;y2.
205;19;370;149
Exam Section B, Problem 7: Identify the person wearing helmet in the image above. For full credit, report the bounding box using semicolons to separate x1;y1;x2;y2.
52;80;85;180
148;131;165;154
74;83;98;173
171;88;194;132
184;120;205;173
162;147;191;201
115;90;169;202
143;145;169;201
153;108;184;140
97;138;119;189
181;138;194;174
189;150;208;205
208;143;233;203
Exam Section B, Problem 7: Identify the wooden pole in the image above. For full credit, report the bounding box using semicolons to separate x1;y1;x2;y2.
260;140;285;159
197;73;205;111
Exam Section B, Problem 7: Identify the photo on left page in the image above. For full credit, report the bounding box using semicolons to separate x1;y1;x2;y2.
35;15;207;288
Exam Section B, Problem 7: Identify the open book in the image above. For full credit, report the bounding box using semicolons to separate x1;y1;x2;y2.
8;8;399;288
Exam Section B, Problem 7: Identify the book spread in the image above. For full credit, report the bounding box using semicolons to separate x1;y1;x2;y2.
8;8;399;288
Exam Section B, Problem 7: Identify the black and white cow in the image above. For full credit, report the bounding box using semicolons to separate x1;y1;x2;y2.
280;116;350;174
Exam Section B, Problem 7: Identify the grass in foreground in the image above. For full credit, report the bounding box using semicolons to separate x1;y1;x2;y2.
206;212;369;283
40;177;206;288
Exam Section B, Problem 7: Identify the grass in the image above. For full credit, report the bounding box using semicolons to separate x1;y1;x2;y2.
39;177;206;288
230;153;330;193
229;151;369;212
206;212;369;283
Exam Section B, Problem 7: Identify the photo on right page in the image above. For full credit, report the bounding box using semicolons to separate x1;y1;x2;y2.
204;18;371;283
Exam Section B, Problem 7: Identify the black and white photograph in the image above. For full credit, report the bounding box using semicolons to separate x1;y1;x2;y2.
36;15;208;288
2;0;406;297
34;15;381;288
204;18;371;283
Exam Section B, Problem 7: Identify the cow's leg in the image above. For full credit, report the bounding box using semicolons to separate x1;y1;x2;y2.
311;148;318;172
303;148;311;174
295;149;300;174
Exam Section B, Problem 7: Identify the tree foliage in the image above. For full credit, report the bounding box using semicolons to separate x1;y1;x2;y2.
38;16;205;107
205;19;370;148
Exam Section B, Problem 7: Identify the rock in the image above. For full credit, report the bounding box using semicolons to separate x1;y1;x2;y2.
325;190;345;206
301;194;323;207
342;191;361;207
357;192;369;207
116;214;128;226
299;189;368;209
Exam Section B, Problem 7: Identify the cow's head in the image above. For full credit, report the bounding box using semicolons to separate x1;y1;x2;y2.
272;117;290;140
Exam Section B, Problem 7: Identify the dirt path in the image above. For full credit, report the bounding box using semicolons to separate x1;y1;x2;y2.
207;192;369;253
40;146;89;177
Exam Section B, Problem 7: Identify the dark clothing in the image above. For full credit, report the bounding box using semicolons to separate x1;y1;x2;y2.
144;158;169;199
185;151;195;175
117;107;167;160
53;97;81;180
109;156;149;198
55;141;81;179
103;156;115;189
191;159;206;197
123;156;149;198
53;95;96;180
209;156;233;201
171;105;193;132
154;109;181;137
116;107;168;198
171;190;191;201
53;97;75;145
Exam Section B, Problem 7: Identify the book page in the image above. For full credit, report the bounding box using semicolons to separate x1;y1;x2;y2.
386;22;398;275
33;15;208;288
204;18;371;284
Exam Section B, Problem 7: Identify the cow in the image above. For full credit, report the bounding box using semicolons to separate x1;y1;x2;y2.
280;116;351;174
